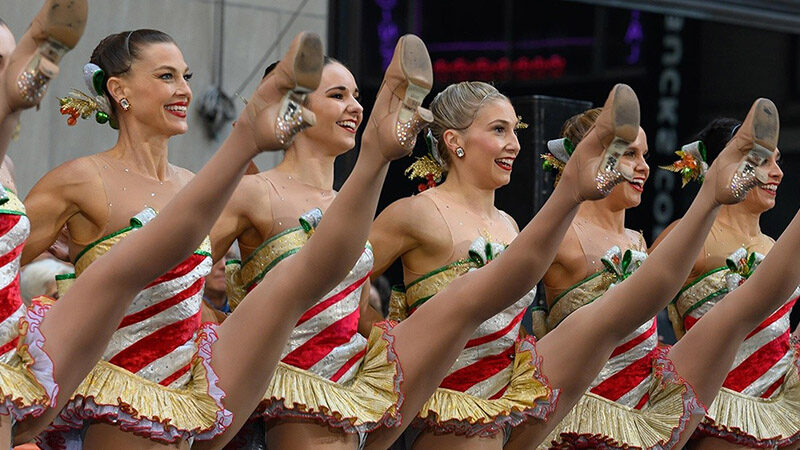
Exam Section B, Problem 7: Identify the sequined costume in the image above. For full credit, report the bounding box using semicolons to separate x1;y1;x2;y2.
388;235;556;438
37;209;232;449
0;187;58;421
225;209;402;434
542;237;704;450
671;247;800;447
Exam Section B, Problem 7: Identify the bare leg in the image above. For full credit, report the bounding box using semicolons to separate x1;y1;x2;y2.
193;34;433;449
412;430;503;450
83;423;188;450
691;436;750;450
265;420;358;450
12;31;324;445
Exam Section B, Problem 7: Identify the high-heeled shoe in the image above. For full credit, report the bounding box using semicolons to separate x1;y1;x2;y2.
1;0;88;112
714;98;778;203
238;31;324;151
362;34;434;161
567;84;640;200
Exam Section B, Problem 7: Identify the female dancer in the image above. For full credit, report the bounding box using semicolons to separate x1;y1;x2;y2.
211;51;410;448
0;0;86;443
536;109;697;448
667;119;799;449
16;29;431;449
367;81;552;449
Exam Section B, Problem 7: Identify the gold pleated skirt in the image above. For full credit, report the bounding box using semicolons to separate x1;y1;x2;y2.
414;337;558;438
257;321;403;433
44;323;232;443
543;348;705;450
696;343;800;447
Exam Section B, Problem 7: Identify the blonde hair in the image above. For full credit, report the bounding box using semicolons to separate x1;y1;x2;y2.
429;81;510;169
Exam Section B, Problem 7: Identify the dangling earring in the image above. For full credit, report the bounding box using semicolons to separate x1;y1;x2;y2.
456;147;465;158
119;98;131;111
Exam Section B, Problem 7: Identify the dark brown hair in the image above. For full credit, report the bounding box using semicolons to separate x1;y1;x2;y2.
90;29;175;112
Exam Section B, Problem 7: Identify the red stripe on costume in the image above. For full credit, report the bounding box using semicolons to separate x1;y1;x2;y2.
0;336;18;357
723;337;791;392
761;374;786;399
109;312;201;373
296;273;369;326
117;277;205;329
330;347;366;382
159;363;191;387
144;253;207;289
0;273;21;320
684;315;698;331
0;242;22;269
0;214;21;236
440;345;515;392
746;300;795;339
465;309;525;349
489;384;508;400
590;348;659;401
283;309;360;370
634;392;650;409
609;319;656;358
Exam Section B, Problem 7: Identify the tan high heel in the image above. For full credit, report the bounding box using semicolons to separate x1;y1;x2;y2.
362;34;434;161
2;0;87;111
719;98;779;202
239;31;324;151
568;84;640;200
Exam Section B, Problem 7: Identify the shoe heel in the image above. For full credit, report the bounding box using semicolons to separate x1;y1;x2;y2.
275;91;315;146
291;33;324;94
396;106;432;151
729;98;778;199
16;42;64;105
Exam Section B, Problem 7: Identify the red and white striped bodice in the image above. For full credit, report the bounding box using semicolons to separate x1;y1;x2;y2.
676;248;799;398
403;238;535;399
64;209;211;388
588;317;659;408
0;191;29;364
227;209;372;384
546;245;654;408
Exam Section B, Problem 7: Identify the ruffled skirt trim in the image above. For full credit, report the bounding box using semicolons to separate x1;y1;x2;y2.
0;299;57;420
40;323;232;447
413;336;558;438
694;343;800;448
257;321;403;434
544;347;706;450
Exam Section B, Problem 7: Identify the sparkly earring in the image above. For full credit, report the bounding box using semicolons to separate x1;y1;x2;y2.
456;147;465;158
119;98;131;111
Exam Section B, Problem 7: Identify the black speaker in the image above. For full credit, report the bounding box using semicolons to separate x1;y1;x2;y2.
501;95;593;333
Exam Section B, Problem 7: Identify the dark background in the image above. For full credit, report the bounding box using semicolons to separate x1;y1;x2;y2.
326;0;800;329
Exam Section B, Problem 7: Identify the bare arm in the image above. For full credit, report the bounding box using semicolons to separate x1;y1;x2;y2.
209;175;268;262
22;159;103;264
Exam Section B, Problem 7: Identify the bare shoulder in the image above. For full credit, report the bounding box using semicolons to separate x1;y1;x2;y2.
498;209;520;233
32;155;103;195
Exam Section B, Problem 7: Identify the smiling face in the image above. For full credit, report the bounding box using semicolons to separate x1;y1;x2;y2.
291;62;363;156
604;127;649;209
445;98;521;190
740;148;783;213
107;42;192;136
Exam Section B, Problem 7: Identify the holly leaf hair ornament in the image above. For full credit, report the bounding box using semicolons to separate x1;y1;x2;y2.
59;63;117;129
660;140;708;187
405;128;444;192
541;137;574;186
